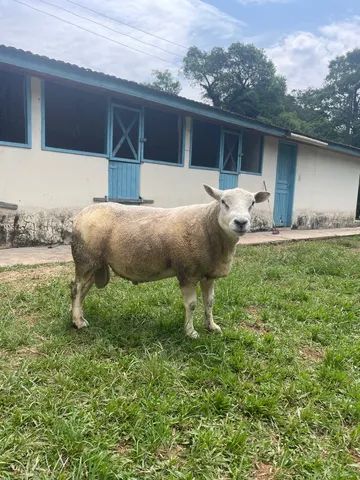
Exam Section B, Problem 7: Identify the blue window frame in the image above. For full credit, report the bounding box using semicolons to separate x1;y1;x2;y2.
109;104;141;163
0;70;31;148
220;129;242;174
240;130;264;175
143;107;184;166
42;80;108;157
190;119;221;170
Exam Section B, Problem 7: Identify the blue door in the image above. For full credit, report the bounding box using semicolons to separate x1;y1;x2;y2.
273;142;297;227
219;130;241;190
109;105;141;200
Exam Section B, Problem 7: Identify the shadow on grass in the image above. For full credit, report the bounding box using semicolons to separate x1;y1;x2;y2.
35;275;233;363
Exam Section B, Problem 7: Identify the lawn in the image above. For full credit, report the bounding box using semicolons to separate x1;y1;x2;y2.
0;237;360;479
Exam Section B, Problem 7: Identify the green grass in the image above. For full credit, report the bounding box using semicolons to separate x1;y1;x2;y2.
1;238;360;479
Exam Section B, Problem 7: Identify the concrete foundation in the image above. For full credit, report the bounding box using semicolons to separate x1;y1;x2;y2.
0;208;75;248
293;212;359;230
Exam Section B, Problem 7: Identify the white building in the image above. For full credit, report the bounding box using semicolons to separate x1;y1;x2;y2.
1;45;360;247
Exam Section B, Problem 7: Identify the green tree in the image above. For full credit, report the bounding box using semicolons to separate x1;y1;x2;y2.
287;49;360;146
183;43;287;119
146;69;181;95
324;49;360;146
275;87;338;141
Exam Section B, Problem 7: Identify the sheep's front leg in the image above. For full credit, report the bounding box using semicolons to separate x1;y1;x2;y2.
200;278;222;334
180;284;199;339
71;271;94;329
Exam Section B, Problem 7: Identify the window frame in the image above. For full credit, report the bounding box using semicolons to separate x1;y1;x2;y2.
141;107;185;168
240;131;264;176
220;128;242;175
189;118;221;171
109;103;142;163
0;72;31;149
41;80;108;158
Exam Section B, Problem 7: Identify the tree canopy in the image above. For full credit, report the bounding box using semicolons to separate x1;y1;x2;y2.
148;46;360;148
145;69;181;96
320;49;360;145
283;49;360;146
183;43;287;119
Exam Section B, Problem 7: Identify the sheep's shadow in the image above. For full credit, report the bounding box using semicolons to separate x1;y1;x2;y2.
68;293;228;362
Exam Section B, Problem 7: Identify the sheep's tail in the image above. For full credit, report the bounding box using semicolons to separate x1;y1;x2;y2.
95;265;110;288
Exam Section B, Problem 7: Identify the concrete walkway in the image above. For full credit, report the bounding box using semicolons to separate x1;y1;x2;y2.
0;227;360;267
0;245;72;267
238;226;360;245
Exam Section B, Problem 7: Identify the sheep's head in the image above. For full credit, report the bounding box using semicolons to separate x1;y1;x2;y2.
204;184;270;237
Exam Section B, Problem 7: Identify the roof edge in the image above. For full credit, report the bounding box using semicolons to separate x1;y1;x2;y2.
0;45;287;138
1;45;360;158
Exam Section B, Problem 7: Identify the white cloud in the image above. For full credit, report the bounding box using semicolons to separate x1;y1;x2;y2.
0;0;244;100
267;16;360;91
237;0;291;4
3;1;358;98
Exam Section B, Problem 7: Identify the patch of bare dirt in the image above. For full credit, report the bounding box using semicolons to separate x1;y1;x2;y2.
22;314;39;326
252;462;277;479
243;322;270;334
115;439;132;455
242;306;270;334
156;444;186;463
245;305;263;320
0;264;73;290
300;346;324;363
349;449;360;468
18;345;45;355
0;345;47;369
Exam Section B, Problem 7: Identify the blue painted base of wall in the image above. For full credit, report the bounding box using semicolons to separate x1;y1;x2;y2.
219;173;238;190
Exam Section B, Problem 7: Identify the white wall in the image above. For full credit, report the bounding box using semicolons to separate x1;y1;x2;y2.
1;75;359;230
1;81;275;213
239;136;278;220
293;143;360;225
141;120;278;211
141;117;219;206
141;163;219;207
0;76;108;210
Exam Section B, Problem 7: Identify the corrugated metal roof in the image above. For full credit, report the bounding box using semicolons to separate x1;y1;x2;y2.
0;44;289;136
0;44;360;157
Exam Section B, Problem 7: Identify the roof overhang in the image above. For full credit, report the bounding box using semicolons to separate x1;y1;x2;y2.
0;46;287;138
1;46;360;159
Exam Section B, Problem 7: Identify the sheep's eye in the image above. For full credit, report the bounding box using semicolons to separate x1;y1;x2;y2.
221;199;229;209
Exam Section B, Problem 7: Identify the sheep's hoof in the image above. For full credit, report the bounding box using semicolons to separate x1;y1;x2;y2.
186;329;199;339
207;323;222;334
73;316;89;329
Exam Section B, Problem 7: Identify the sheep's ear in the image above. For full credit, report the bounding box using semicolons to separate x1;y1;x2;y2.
204;184;222;201
254;191;270;203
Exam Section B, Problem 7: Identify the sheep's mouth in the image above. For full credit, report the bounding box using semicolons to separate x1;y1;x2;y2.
232;226;248;235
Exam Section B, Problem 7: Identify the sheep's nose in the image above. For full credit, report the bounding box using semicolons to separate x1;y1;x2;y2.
234;218;248;228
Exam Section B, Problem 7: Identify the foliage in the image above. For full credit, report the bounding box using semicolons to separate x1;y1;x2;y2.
323;49;360;145
282;49;360;146
279;89;337;139
145;69;182;95
183;43;287;118
182;42;360;147
1;238;360;478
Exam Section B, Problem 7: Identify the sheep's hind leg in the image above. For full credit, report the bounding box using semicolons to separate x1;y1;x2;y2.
71;271;94;329
180;284;199;339
200;278;222;334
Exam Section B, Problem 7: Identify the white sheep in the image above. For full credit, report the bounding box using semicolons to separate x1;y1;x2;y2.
71;185;270;338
